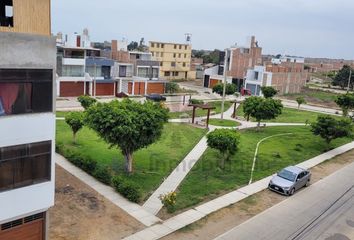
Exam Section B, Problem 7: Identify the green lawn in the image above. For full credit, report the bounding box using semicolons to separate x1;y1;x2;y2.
56;121;207;200
169;101;233;119
236;104;342;123
207;119;241;127
174;126;353;211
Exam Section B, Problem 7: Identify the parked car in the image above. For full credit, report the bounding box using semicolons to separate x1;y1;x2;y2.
268;166;311;196
146;94;166;102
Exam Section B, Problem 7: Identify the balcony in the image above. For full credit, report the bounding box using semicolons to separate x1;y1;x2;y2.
62;58;85;66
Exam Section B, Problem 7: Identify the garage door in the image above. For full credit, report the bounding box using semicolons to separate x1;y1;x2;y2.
147;83;164;94
60;82;85;97
95;83;114;96
0;213;44;240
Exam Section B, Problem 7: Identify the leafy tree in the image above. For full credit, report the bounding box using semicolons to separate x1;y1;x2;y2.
212;83;237;96
85;99;169;173
127;41;139;51
77;95;97;110
65;112;84;144
165;82;179;94
242;96;263;121
250;98;283;128
207;129;240;169
261;86;278;98
296;97;306;109
335;93;354;117
332;65;353;89
311;115;352;146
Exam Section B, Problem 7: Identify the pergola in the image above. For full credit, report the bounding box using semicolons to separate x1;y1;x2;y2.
188;104;216;128
230;100;243;118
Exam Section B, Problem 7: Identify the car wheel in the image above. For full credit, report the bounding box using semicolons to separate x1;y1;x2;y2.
305;180;310;187
289;188;295;196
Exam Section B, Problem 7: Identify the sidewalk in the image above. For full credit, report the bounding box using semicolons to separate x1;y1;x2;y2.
143;132;212;215
123;140;354;240
55;154;161;227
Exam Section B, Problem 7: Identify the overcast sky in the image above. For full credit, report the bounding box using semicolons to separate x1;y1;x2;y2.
52;0;354;59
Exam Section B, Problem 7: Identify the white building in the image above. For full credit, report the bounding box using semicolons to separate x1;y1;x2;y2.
244;66;272;96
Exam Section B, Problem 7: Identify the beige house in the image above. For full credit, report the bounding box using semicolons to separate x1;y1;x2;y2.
149;41;193;80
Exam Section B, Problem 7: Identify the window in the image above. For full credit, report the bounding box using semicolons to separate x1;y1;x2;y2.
164;71;170;77
184;54;187;58
157;43;160;48
151;52;154;57
171;62;176;67
185;45;188;50
0;0;13;27
174;45;177;49
151;43;155;48
161;44;164;48
62;65;84;77
119;65;127;77
173;53;176;58
152;68;159;78
0;69;53;116
160;62;163;67
0;141;52;192
178;53;181;58
254;71;259;80
137;67;149;78
183;62;186;67
173;71;179;77
179;45;182;49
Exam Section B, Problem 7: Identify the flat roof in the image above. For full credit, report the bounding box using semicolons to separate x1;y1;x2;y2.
149;41;190;46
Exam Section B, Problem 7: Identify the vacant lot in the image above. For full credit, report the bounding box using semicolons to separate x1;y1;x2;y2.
56;121;207;200
170;126;352;213
281;87;339;108
49;166;143;240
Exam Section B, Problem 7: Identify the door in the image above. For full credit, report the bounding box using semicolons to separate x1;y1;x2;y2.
204;75;210;88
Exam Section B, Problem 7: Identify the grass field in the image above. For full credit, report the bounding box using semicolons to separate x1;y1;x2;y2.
56;121;207;200
174;126;352;211
236;104;342;123
169;101;233;119
207;119;241;127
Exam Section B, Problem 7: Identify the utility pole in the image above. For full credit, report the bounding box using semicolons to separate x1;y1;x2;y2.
347;68;352;93
94;62;97;97
221;49;229;120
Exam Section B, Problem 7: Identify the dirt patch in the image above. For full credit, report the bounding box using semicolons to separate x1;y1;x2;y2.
162;149;354;240
49;165;144;240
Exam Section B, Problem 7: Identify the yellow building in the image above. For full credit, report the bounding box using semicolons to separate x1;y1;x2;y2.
0;0;51;36
149;41;193;80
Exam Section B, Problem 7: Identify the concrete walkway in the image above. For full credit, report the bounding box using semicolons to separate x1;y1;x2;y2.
55;154;161;227
143;129;213;215
123;140;354;240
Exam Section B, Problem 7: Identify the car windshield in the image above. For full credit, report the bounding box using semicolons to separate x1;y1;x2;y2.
277;169;297;182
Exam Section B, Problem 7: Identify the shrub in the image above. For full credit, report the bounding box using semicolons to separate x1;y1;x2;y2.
212;83;237;96
159;191;177;213
93;166;112;185
77;95;97;109
59;148;97;175
112;176;142;203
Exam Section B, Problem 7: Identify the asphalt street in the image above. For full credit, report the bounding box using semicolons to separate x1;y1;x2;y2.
214;162;354;240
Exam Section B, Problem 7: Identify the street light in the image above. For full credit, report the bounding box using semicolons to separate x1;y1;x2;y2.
221;49;230;120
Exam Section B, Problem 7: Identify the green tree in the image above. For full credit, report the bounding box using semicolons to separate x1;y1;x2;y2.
65;112;84;144
332;65;353;89
250;98;283;128
85;99;169;173
207;129;240;169
311;115;352;147
242;96;263;121
261;86;278;98
335;93;354;117
296;97;306;109
165;82;179;94
127;41;139;51
77;95;97;110
212;83;237;96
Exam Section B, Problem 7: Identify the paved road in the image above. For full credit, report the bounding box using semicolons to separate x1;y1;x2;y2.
214;162;354;240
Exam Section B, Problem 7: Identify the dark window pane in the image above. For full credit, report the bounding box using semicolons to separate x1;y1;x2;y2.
32;82;52;113
0;161;13;191
13;158;33;188
1;144;27;161
32;154;51;182
29;141;51;155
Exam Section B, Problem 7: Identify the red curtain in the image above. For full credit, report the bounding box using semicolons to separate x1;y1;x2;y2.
0;83;19;114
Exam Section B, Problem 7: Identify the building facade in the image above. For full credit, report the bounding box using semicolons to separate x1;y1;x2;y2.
149;41;192;80
0;1;56;240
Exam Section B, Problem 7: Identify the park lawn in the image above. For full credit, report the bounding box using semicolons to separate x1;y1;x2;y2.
169;101;233;119
56;121;207;200
236;103;342;123
56;111;73;118
174;126;353;211
207;119;241;127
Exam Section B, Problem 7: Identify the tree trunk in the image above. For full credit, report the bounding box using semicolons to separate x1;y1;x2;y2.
220;156;225;169
247;115;250;121
124;151;133;173
257;121;261;131
298;104;300;110
73;132;76;144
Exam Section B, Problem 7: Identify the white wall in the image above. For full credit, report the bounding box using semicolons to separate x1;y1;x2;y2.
62;58;85;66
0;113;55;224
